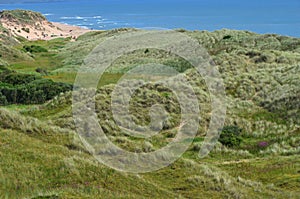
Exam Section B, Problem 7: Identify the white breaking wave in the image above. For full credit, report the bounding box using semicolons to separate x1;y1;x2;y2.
60;15;102;20
76;23;94;26
61;16;84;20
97;21;118;24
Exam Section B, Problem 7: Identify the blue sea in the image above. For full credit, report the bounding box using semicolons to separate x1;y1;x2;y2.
1;0;299;37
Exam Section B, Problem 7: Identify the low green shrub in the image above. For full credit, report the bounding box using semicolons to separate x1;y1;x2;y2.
1;72;38;85
36;68;48;75
21;27;30;33
219;125;243;147
23;45;48;53
0;92;8;105
0;69;72;105
223;35;232;40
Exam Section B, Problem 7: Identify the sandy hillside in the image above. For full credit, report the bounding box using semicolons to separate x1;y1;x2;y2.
0;10;91;41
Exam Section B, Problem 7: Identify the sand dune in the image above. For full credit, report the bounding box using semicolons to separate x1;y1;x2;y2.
0;13;91;41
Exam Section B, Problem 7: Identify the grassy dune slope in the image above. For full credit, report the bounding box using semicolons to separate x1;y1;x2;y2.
0;10;300;198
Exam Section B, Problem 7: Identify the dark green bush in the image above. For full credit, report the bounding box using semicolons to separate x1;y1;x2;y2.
0;92;8;105
0;69;72;105
255;55;268;63
223;35;232;40
219;125;243;147
0;65;9;73
36;67;48;75
21;27;30;33
28;79;72;102
23;45;48;53
1;73;38;85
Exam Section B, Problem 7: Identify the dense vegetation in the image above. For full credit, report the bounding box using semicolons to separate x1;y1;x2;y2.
0;10;299;199
219;126;243;148
0;66;72;105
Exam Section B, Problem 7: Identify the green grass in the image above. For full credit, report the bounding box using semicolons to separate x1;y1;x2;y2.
4;104;34;111
218;156;300;192
44;72;123;87
1;122;298;198
0;25;300;198
10;38;70;74
0;128;176;198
